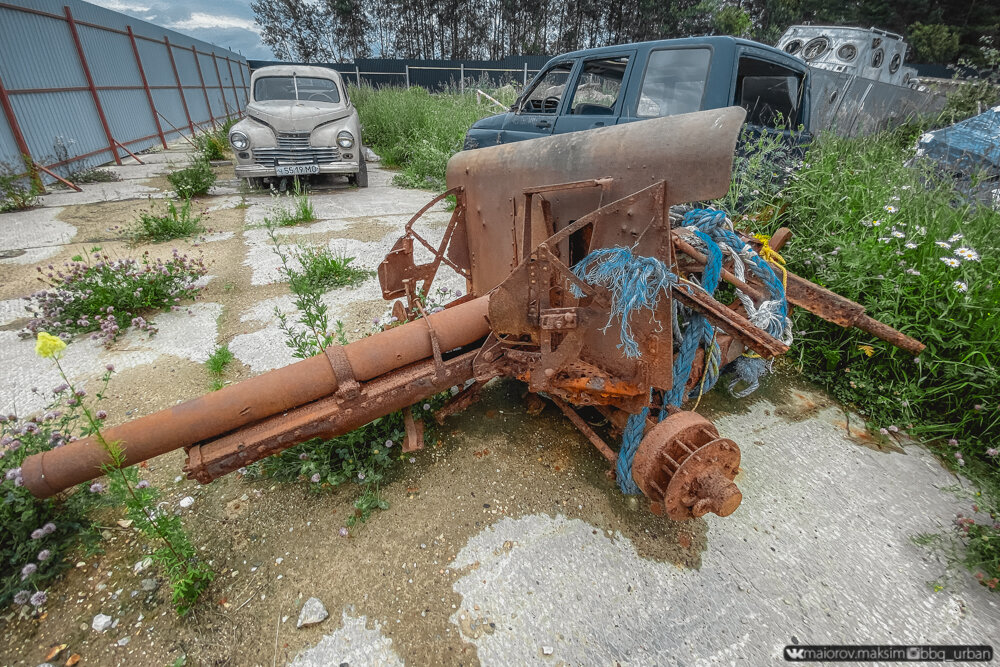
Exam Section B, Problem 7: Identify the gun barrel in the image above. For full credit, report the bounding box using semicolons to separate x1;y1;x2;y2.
22;296;491;498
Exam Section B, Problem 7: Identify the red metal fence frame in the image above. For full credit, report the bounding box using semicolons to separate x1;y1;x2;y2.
0;2;249;182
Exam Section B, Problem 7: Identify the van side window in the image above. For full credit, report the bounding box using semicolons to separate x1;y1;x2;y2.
637;48;711;118
520;63;574;114
735;57;803;129
568;57;629;115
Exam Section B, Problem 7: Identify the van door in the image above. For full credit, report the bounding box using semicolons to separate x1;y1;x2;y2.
502;61;577;142
731;48;809;140
553;52;635;134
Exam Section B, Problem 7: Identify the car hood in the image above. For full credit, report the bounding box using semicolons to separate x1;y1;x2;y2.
247;100;353;133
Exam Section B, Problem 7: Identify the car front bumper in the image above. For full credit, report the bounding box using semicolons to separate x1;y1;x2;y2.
234;162;360;178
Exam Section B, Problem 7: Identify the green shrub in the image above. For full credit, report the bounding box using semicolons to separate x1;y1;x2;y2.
205;344;233;391
167;158;216;198
0;157;40;212
23;249;208;346
68;166;119;184
290;246;373;294
351;84;502;190
1;387;100;609
194;119;237;161
129;199;204;243
274;189;315;227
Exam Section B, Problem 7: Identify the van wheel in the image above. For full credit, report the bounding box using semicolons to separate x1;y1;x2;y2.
353;154;369;188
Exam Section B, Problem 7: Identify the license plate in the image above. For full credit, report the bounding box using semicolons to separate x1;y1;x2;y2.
275;164;319;176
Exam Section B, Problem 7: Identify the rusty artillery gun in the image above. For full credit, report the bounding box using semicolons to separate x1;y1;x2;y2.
22;107;924;521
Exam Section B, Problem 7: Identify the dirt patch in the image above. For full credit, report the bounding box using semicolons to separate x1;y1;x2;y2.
326;217;399;243
0;380;706;667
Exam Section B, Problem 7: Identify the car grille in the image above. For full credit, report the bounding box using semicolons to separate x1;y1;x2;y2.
252;133;341;167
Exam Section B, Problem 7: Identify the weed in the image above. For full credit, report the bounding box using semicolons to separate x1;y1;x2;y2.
23;249;208;346
1;382;100;610
205;345;233;391
273;180;315;226
69;166;119;184
35;335;213;614
129;199;204;243
168;157;216;199
0;156;40;212
290;246;373;294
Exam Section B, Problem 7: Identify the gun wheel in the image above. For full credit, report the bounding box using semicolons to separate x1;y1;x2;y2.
632;411;742;520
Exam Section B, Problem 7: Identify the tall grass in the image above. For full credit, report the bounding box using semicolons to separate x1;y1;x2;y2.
742;127;1000;498
351;84;508;190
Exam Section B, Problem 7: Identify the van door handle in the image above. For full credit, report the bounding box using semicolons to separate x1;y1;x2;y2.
535;119;551;128
593;122;605;127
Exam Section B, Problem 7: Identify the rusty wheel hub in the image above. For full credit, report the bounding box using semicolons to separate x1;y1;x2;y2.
631;411;742;520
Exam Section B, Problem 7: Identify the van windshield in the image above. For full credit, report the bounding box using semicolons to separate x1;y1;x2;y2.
254;76;341;104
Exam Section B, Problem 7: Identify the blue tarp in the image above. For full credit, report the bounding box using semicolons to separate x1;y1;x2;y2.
917;106;1000;176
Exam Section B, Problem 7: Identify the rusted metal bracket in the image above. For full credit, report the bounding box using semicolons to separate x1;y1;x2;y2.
325;344;360;400
434;380;485;425
550;396;617;465
402;406;425;453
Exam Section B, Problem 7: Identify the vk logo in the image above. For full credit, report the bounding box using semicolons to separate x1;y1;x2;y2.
785;647;806;660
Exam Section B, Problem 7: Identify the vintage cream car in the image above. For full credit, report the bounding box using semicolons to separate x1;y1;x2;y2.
229;65;367;187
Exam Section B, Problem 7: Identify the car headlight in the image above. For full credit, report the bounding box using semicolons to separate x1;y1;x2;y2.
229;130;250;151
337;131;354;149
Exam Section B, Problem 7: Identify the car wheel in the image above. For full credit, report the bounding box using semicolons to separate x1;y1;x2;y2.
355;153;369;188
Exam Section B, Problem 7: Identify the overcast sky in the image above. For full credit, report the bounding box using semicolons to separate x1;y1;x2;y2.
87;0;275;59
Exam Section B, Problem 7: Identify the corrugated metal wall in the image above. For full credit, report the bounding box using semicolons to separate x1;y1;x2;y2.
0;0;251;184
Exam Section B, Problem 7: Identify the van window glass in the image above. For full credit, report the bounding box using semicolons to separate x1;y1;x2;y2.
568;57;629;115
637;48;711;117
734;57;803;128
520;63;574;114
254;76;341;103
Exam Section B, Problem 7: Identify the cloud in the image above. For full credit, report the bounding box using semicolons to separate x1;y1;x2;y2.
85;0;275;58
167;12;258;34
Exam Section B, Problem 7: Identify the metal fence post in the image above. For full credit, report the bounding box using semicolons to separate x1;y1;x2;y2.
460;63;464;94
523;63;528;86
405;65;410;89
0;69;43;191
224;56;241;114
211;53;232;119
164;35;195;136
237;61;248;106
191;46;215;127
127;26;167;149
64;5;121;165
355;65;361;86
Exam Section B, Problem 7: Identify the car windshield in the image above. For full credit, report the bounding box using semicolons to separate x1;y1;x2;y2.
253;75;341;104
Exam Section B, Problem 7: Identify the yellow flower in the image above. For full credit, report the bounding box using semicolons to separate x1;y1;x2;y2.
35;332;67;359
857;344;875;358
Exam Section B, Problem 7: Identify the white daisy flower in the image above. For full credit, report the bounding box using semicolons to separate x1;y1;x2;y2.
891;230;905;238
884;205;898;213
953;281;968;292
871;219;881;227
904;242;917;249
940;257;960;267
955;247;980;261
935;241;951;249
948;233;963;243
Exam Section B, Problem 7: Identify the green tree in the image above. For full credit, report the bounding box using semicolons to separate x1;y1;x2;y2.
908;22;961;63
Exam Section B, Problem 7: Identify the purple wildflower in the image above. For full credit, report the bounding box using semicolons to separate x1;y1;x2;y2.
136;480;150;489
21;563;37;579
987;448;998;457
310;473;321;483
385;439;393;448
42;522;56;535
106;364;115;372
879;427;888;435
357;472;365;481
13;590;29;605
338;527;349;537
948;438;959;446
887;425;899;433
95;410;107;420
37;549;51;561
298;453;309;460
30;528;45;540
89;482;104;493
5;467;21;481
30;591;47;606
